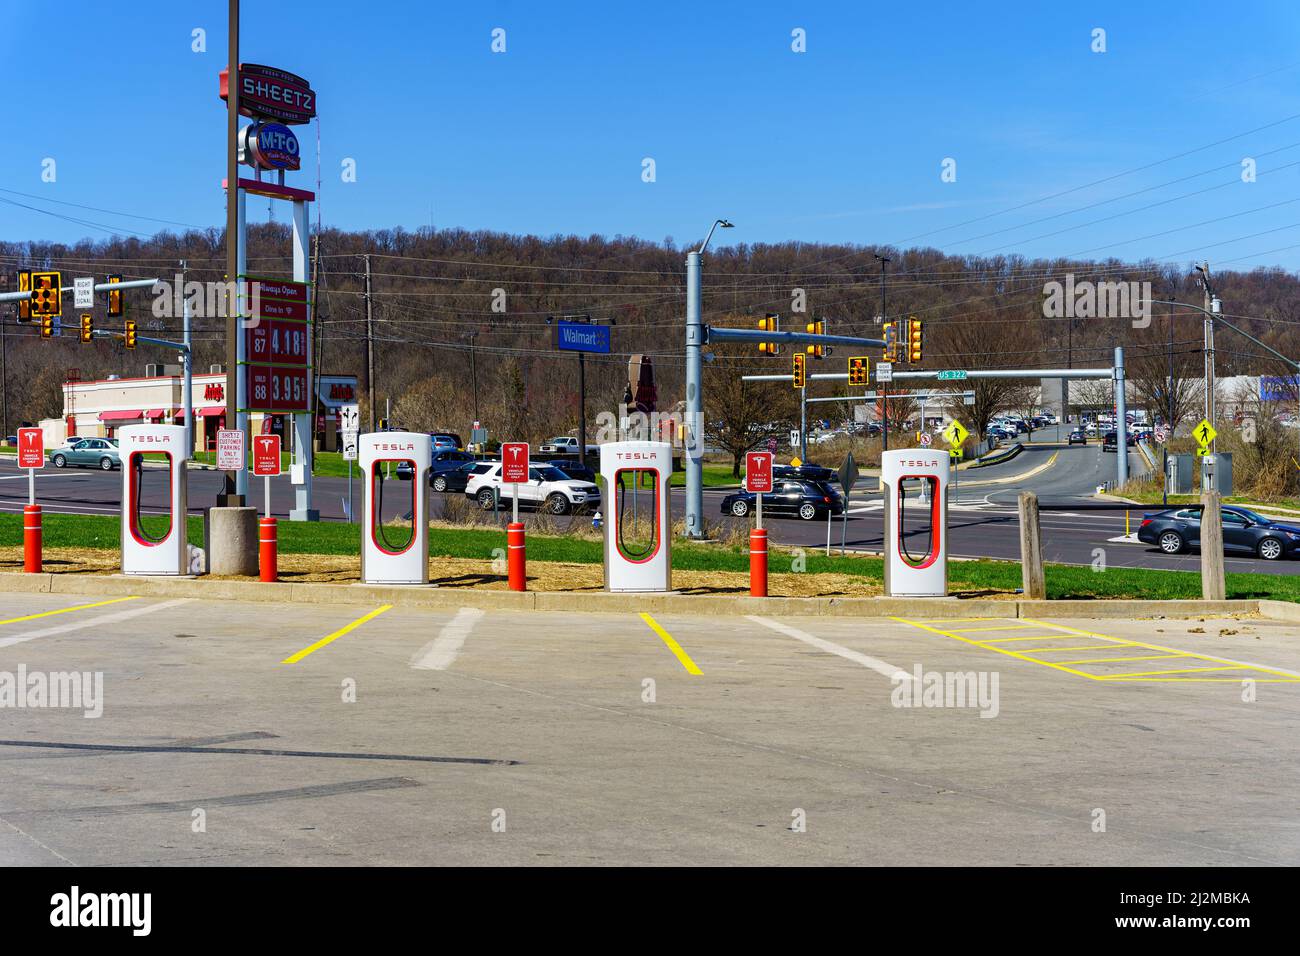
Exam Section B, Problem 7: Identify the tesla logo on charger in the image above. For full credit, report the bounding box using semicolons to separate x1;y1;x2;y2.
376;442;414;452
137;435;172;444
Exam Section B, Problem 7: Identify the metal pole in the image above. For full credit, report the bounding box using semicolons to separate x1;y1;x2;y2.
347;458;353;523
291;198;315;520
1164;297;1172;506
235;188;248;499
684;249;704;538
578;351;586;454
0;298;7;440
799;386;807;461
364;254;375;433
221;0;241;506
182;260;193;456
756;491;763;529
878;255;889;452
1115;346;1128;487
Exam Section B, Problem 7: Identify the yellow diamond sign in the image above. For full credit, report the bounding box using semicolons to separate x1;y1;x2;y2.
943;421;969;446
790;456;802;467
1193;419;1217;447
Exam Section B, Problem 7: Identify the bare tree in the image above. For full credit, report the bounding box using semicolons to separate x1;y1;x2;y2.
703;344;798;476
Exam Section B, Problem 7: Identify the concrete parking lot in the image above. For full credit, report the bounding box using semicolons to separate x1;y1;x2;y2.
1;592;1297;866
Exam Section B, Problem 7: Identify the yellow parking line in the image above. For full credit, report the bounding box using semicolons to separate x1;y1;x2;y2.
891;617;1100;680
912;618;1006;625
949;624;1040;632
281;605;393;664
1017;644;1138;654
0;596;138;626
1055;653;1186;665
1098;664;1251;679
980;635;1087;644
639;613;703;675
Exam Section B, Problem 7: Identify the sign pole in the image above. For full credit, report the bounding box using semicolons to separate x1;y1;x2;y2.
348;459;353;523
265;474;270;519
756;491;762;530
513;482;519;523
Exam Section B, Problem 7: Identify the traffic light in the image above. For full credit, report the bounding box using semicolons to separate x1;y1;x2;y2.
80;313;93;344
907;317;923;363
792;352;806;389
805;319;826;359
881;321;897;362
107;274;123;318
124;317;137;349
40;315;54;338
757;313;782;354
30;271;61;317
17;270;31;322
848;355;869;386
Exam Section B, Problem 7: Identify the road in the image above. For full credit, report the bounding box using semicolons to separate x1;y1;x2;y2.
7;442;1296;574
2;591;1297;865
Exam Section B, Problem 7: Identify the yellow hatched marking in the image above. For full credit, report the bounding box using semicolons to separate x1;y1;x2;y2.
1097;664;1251;679
948;624;1041;632
1054;654;1186;665
1017;644;1136;654
890;617;1101;680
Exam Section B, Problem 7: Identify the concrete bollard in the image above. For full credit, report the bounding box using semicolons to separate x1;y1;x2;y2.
1200;490;1226;601
208;507;259;576
1018;491;1046;600
23;505;41;574
750;528;768;597
507;522;526;592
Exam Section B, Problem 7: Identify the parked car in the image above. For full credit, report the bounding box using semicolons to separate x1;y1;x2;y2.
397;449;477;483
431;459;481;494
465;462;600;514
1138;505;1300;560
1068;429;1087;445
430;433;463;453
50;438;120;470
544;458;597;483
720;479;844;521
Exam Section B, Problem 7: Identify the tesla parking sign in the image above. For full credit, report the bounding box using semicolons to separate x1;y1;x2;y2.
744;451;774;493
253;434;281;476
502;442;529;483
17;428;43;469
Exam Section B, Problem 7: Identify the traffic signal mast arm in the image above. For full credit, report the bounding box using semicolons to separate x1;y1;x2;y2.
92;328;189;352
707;326;886;350
0;277;162;303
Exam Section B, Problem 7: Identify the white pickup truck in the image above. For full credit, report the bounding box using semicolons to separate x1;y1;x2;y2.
538;436;594;455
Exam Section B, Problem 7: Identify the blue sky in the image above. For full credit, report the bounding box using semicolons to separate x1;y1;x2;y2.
5;0;1300;269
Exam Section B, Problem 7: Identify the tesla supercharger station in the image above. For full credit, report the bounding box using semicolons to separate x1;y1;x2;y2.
119;424;190;576
880;449;950;597
360;432;431;585
599;441;672;592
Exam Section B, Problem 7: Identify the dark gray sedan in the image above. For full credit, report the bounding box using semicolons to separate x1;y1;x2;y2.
1137;505;1300;560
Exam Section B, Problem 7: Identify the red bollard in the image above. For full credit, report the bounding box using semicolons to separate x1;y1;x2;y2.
507;521;526;591
259;516;278;582
750;528;768;597
23;505;42;574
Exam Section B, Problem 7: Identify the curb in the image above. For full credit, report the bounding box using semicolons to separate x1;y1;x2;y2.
0;571;1277;620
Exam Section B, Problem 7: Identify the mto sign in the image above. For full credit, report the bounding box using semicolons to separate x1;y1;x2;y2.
744;451;774;494
17;428;44;469
252;434;281;477
219;64;316;125
249;122;300;171
502;443;529;484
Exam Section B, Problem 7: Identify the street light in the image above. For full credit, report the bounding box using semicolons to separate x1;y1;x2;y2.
684;218;734;539
874;253;892;449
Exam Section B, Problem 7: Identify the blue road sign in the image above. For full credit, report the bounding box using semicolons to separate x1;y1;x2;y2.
555;321;611;354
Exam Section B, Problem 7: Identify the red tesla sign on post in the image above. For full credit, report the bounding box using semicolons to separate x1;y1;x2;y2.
502;443;529;484
17;429;43;469
744;451;774;493
253;434;282;477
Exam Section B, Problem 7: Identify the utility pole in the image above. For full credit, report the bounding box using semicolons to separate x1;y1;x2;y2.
874;253;891;451
1196;261;1217;453
363;254;375;432
181;260;193;455
1164;295;1174;506
1;274;8;440
220;0;241;506
467;330;480;428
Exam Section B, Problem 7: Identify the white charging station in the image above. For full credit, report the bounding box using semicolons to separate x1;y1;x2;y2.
599;441;672;592
119;424;190;576
360;431;431;585
880;449;949;597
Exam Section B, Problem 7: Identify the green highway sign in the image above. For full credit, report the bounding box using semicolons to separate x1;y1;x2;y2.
937;370;968;381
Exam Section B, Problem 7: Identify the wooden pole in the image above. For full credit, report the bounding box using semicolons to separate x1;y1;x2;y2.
1018;491;1046;600
1200;490;1226;601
